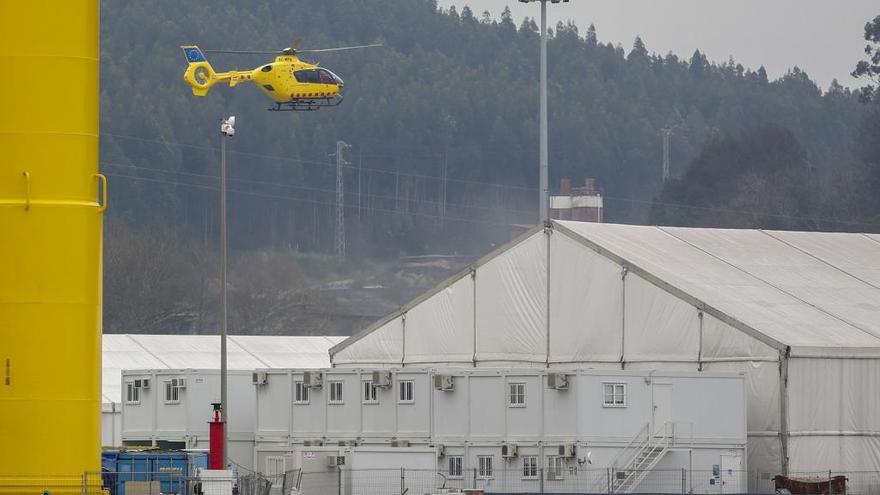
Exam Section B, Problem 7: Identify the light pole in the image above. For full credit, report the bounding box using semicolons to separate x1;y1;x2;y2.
518;0;569;224
219;115;235;469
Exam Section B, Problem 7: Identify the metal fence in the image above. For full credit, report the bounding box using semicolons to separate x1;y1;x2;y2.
3;469;880;495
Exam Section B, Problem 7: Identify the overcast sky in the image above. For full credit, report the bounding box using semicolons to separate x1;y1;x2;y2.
438;0;876;89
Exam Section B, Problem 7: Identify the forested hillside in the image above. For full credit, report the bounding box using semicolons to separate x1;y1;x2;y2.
99;1;877;334
101;0;866;255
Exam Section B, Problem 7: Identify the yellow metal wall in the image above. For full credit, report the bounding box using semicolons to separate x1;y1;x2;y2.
0;1;102;491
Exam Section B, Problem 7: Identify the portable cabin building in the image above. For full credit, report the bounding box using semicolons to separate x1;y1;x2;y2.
253;367;746;494
121;369;255;470
102;335;343;447
329;221;880;492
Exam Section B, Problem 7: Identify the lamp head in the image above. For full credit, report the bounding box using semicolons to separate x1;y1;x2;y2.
220;115;236;136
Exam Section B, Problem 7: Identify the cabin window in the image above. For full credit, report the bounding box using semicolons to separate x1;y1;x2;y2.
477;455;494;479
294;381;309;404
125;382;140;404
448;455;463;478
603;383;627;407
261;65;273;72
508;382;526;407
329;380;344;404
547;455;564;479
293;69;321;84
522;456;538;479
362;380;378;404
164;380;180;404
398;380;414;404
266;456;284;477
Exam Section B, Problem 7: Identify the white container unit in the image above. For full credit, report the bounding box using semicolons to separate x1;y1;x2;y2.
121;369;256;470
254;368;747;493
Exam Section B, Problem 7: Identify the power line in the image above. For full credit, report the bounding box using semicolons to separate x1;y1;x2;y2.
101;160;536;215
101;136;880;231
102;170;524;227
103;132;538;192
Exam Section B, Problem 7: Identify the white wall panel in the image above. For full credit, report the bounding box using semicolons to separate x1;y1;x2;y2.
549;232;622;363
702;314;778;360
468;376;507;439
333;317;403;366
788;357;880;433
703;360;779;433
624;273;700;363
789;436;880;473
504;375;541;440
404;275;474;364
396;373;430;438
475;231;547;363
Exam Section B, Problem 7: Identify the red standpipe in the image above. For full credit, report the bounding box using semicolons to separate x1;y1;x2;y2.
209;402;225;470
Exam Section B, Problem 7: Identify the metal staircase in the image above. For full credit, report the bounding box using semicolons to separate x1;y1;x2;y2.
607;422;673;494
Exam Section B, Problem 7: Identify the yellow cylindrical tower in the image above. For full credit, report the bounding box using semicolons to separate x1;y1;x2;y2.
0;1;102;493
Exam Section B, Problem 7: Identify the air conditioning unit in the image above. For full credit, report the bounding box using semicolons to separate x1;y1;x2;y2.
326;455;345;467
252;371;268;386
372;370;392;388
501;443;518;458
433;374;454;391
558;443;576;458
434;444;446;457
391;439;410;448
547;373;569;390
134;379;150;389
303;439;324;447
172;378;186;389
303;371;323;389
337;440;358;447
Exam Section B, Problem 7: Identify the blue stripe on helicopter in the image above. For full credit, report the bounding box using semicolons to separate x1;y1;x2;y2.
184;47;206;63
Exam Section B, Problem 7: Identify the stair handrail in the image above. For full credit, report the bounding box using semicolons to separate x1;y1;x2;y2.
608;422;651;469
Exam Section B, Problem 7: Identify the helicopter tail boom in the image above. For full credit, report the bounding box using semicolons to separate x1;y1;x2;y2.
181;45;258;96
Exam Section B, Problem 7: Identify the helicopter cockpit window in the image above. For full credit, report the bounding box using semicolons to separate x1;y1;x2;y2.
293;70;321;84
318;69;336;84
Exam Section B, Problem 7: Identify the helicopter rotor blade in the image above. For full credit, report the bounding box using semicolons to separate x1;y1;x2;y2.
298;43;383;53
201;49;281;55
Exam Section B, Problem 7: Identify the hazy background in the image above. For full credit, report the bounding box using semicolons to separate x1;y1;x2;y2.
439;0;875;88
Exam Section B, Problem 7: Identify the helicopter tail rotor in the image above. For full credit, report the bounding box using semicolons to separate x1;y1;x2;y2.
181;46;219;96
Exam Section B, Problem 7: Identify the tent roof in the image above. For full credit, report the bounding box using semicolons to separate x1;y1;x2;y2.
102;334;344;404
331;221;880;360
557;222;880;352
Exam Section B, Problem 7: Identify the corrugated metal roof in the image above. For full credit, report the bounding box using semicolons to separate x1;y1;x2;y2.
103;335;344;404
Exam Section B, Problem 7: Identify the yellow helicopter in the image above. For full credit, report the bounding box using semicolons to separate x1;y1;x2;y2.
180;40;381;111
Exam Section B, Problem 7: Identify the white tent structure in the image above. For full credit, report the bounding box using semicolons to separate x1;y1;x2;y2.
102;334;345;446
330;220;880;482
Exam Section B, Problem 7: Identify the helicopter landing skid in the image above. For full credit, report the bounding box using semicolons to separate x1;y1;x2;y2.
269;95;344;112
